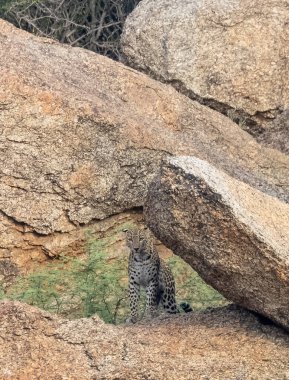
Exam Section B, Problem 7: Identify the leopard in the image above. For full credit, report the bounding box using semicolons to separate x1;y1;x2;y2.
125;227;190;323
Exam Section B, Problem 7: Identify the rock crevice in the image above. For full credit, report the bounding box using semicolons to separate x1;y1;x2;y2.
121;0;289;136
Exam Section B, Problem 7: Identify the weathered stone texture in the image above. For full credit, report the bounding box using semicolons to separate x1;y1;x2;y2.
1;19;289;268
144;157;289;330
257;109;289;155
1;301;289;379
0;209;143;284
122;0;289;125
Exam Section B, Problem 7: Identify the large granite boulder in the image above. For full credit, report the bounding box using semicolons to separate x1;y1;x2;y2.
121;0;289;128
1;19;289;271
144;157;289;330
1;300;289;379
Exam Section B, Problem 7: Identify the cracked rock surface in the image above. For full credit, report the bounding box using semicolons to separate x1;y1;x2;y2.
122;0;289;129
144;157;289;330
1;19;289;269
1;300;289;379
257;109;289;156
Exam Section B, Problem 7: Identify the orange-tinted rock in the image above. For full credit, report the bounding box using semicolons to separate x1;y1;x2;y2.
1;301;289;379
0;19;289;272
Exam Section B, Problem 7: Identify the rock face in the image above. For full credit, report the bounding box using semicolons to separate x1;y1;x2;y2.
0;209;143;285
1;300;289;379
144;157;289;330
121;0;289;127
1;19;289;270
257;109;289;155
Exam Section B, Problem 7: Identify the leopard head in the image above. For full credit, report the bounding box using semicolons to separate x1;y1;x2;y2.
124;227;153;262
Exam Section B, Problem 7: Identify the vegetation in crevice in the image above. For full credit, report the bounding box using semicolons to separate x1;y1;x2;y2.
0;0;140;60
0;226;228;324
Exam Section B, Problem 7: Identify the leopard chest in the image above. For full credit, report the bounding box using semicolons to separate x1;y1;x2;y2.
129;259;158;287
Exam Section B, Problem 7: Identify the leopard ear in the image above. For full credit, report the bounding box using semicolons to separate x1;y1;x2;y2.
123;228;133;240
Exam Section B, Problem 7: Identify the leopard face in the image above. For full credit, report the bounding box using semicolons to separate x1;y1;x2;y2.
125;228;153;262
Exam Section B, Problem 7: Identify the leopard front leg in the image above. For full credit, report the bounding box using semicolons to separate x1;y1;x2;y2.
126;281;140;323
144;280;158;319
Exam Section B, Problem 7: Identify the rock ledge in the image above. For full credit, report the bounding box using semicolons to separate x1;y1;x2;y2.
1;300;289;379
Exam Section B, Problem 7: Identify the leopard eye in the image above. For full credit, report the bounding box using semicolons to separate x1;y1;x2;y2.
124;229;132;239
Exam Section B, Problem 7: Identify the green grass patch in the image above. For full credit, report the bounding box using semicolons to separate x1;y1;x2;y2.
0;230;228;323
4;235;129;324
168;256;228;310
